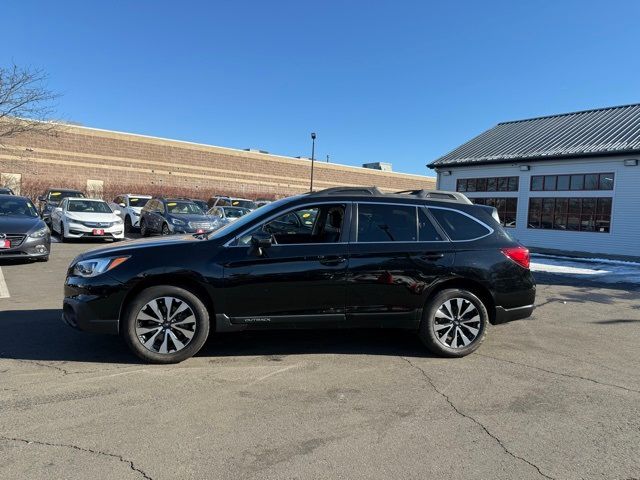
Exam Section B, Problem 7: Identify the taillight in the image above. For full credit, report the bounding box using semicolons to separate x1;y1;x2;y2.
501;246;530;269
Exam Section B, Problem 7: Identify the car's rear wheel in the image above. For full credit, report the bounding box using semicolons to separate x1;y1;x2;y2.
419;288;487;357
122;286;210;364
140;219;150;237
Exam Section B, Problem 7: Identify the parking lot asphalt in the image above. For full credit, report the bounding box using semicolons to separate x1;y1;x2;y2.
0;242;639;480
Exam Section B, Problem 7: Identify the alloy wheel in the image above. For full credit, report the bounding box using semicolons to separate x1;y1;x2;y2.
135;296;197;354
434;298;481;349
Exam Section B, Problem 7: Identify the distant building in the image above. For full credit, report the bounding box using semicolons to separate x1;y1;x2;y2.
429;103;640;258
362;162;393;172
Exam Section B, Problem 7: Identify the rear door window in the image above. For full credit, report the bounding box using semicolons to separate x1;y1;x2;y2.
357;204;417;242
429;208;491;241
418;208;443;241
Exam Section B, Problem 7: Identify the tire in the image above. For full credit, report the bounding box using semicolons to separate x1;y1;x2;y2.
140;219;150;237
418;288;488;357
121;285;210;364
161;223;170;236
59;221;66;243
124;215;132;234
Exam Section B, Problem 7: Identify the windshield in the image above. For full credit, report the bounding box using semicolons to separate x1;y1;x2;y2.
230;199;257;210
68;200;113;213
49;190;84;201
192;200;208;211
207;195;300;239
166;201;204;215
128;197;150;207
225;207;250;218
0;197;39;217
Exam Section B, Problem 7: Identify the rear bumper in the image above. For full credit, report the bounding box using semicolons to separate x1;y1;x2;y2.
494;304;535;324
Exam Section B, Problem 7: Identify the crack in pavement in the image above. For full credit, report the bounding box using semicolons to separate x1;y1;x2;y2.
0;435;153;479
0;356;136;376
400;357;555;480
475;353;640;395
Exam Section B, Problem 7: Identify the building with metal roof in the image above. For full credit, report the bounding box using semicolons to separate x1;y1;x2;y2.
429;103;640;259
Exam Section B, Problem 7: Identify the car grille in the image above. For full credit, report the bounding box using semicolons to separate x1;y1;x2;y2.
80;221;115;228
2;234;26;247
188;221;213;229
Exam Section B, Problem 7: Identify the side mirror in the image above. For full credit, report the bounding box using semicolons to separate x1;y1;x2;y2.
113;210;121;216
54;207;62;213
38;195;45;202
250;232;272;256
119;203;126;208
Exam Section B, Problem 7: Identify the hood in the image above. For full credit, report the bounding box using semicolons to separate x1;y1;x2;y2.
66;212;120;222
0;216;45;234
76;234;203;262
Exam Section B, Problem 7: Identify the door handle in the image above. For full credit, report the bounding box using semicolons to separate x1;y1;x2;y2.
318;255;346;266
420;252;444;261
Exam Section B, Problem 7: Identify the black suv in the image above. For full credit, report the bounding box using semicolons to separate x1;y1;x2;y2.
139;198;218;236
63;187;535;363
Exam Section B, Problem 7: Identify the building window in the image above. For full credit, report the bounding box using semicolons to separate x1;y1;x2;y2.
457;176;519;193
471;197;518;228
528;197;612;233
530;173;614;191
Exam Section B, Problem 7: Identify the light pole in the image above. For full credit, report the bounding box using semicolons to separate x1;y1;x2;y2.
309;132;316;192
326;154;329;163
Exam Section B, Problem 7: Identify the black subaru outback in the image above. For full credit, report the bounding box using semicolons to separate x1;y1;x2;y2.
63;187;535;363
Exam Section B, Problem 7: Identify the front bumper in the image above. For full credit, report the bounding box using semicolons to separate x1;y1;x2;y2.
62;273;126;335
0;234;51;260
67;223;124;239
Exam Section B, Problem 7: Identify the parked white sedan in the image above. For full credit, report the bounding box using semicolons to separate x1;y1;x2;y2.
50;198;125;242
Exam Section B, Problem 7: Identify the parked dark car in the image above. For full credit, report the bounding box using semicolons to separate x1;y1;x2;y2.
63;187;535;363
139;198;219;236
0;194;50;261
0;187;15;195
208;195;257;210
38;188;85;226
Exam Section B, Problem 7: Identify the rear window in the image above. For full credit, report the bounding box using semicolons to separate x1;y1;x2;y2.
357;204;417;242
429;208;491;241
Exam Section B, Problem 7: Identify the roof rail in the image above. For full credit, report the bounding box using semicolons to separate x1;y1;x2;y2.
309;186;472;204
312;186;384;196
393;189;472;204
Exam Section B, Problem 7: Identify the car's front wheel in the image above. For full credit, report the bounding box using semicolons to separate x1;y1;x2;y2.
58;221;66;243
140;219;150;237
418;288;488;357
161;223;170;236
124;215;132;233
121;286;210;364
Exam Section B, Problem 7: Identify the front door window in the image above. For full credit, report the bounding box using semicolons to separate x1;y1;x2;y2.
236;204;345;245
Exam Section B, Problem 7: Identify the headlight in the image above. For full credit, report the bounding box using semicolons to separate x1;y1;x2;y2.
72;256;130;278
29;226;49;238
171;218;185;226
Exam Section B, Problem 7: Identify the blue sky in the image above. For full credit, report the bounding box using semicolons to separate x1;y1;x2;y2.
3;0;640;176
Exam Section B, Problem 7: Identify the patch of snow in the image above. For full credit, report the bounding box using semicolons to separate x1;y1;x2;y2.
531;255;640;284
